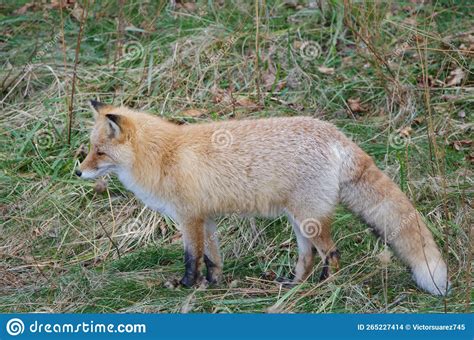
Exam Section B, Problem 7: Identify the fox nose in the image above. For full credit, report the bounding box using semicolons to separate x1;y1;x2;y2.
75;169;82;177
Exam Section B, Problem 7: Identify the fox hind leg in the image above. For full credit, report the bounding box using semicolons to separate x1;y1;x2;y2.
204;219;223;285
310;216;340;281
288;210;340;282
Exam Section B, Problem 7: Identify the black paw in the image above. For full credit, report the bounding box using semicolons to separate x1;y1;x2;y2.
204;255;222;286
180;275;196;288
320;249;341;281
276;276;296;288
319;265;330;281
205;275;220;286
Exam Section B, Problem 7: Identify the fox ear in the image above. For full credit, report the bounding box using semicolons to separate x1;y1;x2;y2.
89;100;107;119
105;114;122;139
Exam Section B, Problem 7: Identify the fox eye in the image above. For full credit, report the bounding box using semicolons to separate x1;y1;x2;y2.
96;150;106;156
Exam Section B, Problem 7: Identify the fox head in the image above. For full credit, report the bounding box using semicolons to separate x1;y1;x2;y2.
76;100;135;179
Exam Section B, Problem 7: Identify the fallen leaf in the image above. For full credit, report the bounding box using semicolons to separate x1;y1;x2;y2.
399;126;413;138
211;86;230;104
275;81;286;91
236;96;256;107
417;75;434;87
283;0;299;9
171;232;182;244
445;67;465;87
262;67;276;91
403;17;417;26
0;204;9;217
94;179;107;194
70;2;85;21
176;1;197;11
467;153;474;164
462;43;474;55
279;239;292;248
180;108;207;117
341;56;352;65
211;87;260;109
347;97;365;113
458;34;474;55
159;223;167;237
261;270;277;281
293;40;303;49
451;140;472;151
452;142;462;151
145;280;160;289
182;2;197;11
288;102;304;111
317;66;335;75
14;2;35;14
50;0;75;9
413;116;425;125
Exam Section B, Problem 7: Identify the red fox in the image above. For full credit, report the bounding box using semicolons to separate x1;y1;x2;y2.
77;100;450;295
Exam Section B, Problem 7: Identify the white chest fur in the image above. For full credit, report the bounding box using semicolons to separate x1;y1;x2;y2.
116;169;177;220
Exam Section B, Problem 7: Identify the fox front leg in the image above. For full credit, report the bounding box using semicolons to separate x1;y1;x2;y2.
180;218;205;287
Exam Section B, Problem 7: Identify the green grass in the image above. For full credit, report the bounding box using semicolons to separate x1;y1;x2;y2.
0;0;472;313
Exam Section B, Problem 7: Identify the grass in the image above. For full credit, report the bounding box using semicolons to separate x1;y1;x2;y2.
0;0;472;313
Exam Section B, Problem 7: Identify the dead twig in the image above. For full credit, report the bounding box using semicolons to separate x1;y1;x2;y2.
67;0;89;144
99;221;122;260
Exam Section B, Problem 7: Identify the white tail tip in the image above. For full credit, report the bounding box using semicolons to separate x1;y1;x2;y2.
412;259;450;296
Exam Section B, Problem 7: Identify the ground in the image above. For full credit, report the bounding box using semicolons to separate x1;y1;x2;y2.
0;0;472;313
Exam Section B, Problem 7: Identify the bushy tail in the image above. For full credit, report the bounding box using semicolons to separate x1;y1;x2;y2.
340;148;449;295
